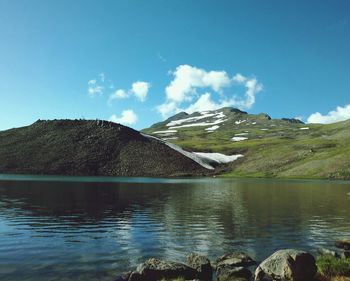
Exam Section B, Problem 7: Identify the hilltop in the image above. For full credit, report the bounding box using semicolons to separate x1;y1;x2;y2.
142;107;350;180
0;119;212;177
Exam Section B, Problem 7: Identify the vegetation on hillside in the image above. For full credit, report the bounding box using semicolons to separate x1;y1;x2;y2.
143;107;350;180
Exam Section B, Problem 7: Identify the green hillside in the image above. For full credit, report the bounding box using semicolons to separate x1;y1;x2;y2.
142;107;350;180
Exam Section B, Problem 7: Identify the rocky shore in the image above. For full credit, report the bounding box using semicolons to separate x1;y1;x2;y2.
115;240;350;281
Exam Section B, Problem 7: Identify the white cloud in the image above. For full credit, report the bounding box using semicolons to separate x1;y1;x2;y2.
130;81;150;102
108;81;150;104
242;77;263;108
157;65;263;118
156;101;179;118
307;104;350;124
87;73;106;97
88;79;104;96
165;65;231;102
109;110;138;125
184;93;233;114
233;73;246;83
108;89;128;103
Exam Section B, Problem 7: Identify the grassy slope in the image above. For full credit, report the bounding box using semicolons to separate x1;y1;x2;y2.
143;108;350;180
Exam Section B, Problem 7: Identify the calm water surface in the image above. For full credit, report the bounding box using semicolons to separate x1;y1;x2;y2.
0;175;350;281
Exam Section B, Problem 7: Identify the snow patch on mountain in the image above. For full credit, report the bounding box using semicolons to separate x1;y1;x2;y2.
169;119;226;129
194;152;244;165
235;120;246;125
166;111;227;129
142;133;214;169
205;125;220;131
231;136;248;141
153;129;178;134
142;133;243;170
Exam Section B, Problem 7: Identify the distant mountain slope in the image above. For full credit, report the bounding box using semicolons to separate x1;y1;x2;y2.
0;120;210;177
142;107;350;180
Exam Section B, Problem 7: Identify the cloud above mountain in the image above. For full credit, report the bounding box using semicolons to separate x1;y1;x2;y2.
109;109;138;125
156;65;263;118
307;104;350;124
88;78;104;96
109;81;150;103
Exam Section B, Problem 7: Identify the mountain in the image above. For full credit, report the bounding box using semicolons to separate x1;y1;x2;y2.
142;107;350;180
0;119;212;177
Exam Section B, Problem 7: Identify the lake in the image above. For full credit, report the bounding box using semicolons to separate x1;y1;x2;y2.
0;175;349;281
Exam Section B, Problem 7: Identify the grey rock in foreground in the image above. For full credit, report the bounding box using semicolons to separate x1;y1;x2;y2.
342;251;350;259
216;252;255;281
216;252;256;268
216;266;252;281
129;258;198;281
186;253;212;281
254;249;317;281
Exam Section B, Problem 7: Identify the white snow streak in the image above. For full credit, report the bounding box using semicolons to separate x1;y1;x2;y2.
142;133;243;170
169;118;227;129
194;152;244;165
235;120;246;125
205;125;220;131
166;111;227;129
231;137;248;142
153;130;178;134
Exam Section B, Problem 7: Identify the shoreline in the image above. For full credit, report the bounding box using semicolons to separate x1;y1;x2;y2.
115;245;350;281
1;173;350;184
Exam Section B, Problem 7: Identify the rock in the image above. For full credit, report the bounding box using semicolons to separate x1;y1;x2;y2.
128;271;143;281
341;251;350;259
216;252;256;268
186;253;212;281
130;258;198;281
254;249;317;281
336;240;350;250
317;248;340;258
281;118;304;124
216;266;252;281
128;271;145;281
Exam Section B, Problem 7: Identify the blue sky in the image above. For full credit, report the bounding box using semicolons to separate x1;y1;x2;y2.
0;0;349;130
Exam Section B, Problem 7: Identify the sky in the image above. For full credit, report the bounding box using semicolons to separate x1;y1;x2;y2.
0;0;349;130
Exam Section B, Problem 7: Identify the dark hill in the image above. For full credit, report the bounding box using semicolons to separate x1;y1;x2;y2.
0;120;209;177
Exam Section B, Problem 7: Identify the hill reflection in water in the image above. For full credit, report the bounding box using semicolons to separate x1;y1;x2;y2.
0;177;349;281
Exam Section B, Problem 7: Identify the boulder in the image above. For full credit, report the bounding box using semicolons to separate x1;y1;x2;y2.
186;253;212;281
128;271;143;281
254;249;317;281
216;266;252;281
129;258;198;281
342;251;350;259
336;240;350;250
216;252;256;268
